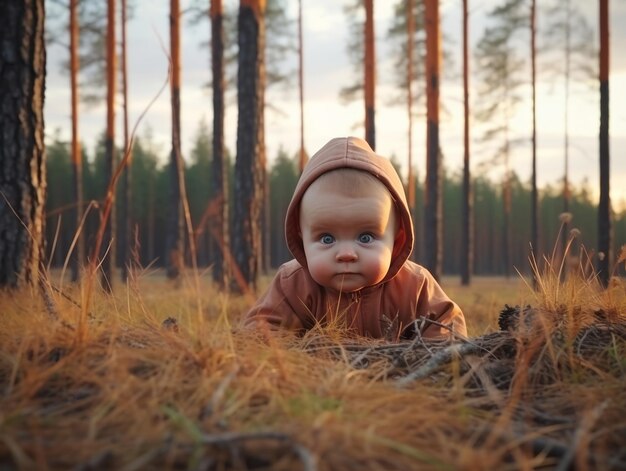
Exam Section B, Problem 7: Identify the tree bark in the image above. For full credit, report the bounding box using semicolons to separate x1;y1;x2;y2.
298;0;307;173
69;0;84;283
233;0;266;292
503;172;511;278
166;0;185;280
364;0;376;150
406;0;415;262
461;0;472;286
101;0;116;291
211;0;229;288
120;0;132;282
561;0;572;279
0;0;47;288
424;0;442;280
530;0;539;288
598;0;610;287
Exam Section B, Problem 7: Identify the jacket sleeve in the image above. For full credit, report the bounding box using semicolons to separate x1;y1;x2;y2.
242;264;312;333
413;268;467;340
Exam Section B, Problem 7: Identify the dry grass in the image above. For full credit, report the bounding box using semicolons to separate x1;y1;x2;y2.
441;275;530;336
0;260;625;470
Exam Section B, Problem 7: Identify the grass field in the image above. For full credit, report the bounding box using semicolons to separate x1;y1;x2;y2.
0;265;624;470
439;275;530;336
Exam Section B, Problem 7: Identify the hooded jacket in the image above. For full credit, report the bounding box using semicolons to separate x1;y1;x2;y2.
244;137;466;339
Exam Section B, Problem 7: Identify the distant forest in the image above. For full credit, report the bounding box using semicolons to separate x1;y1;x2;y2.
45;124;626;278
1;0;619;291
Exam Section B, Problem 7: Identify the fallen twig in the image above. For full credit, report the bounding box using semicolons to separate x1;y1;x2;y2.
396;342;488;387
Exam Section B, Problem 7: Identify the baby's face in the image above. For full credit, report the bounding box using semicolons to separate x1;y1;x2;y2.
299;178;396;293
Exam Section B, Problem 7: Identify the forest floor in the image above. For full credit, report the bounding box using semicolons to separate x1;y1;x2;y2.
0;264;625;470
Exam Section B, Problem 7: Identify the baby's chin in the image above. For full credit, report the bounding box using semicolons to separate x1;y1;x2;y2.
330;285;364;293
324;276;372;293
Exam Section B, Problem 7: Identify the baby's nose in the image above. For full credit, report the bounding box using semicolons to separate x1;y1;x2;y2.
336;244;358;262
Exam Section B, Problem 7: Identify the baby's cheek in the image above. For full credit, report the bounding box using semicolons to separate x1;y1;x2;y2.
365;255;390;282
307;256;328;283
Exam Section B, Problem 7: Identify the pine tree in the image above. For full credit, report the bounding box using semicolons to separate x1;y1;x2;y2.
461;0;472;285
233;0;266;292
101;0;117;291
340;0;376;146
542;0;597;272
210;0;230;287
530;0;538;286
598;0;610;287
165;0;185;281
120;0;133;282
424;0;442;280
474;0;526;278
69;0;85;282
0;0;47;288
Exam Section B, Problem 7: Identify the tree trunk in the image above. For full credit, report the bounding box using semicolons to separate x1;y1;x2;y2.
561;0;572;279
69;0;84;283
147;173;155;262
120;0;132;282
101;0;116;291
210;0;229;288
406;0;416;261
364;0;376;150
166;0;185;280
0;0;47;289
424;0;441;280
598;0;610;287
259;4;269;276
233;0;266;292
261;167;270;274
503;97;511;279
503;174;511;278
530;0;539;287
298;0;307;173
461;0;472;286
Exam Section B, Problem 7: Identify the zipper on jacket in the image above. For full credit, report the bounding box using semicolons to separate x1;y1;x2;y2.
348;290;362;332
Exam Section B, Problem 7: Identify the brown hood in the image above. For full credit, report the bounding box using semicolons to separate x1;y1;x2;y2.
285;136;414;284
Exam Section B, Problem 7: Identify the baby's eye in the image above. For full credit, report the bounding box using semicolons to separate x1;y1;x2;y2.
358;233;374;244
320;234;335;244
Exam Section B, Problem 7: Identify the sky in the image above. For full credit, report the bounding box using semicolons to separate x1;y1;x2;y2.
44;0;626;211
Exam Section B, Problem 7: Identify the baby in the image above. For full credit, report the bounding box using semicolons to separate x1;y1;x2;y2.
244;136;466;340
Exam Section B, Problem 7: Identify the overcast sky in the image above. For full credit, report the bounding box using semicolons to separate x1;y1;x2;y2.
44;0;626;208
